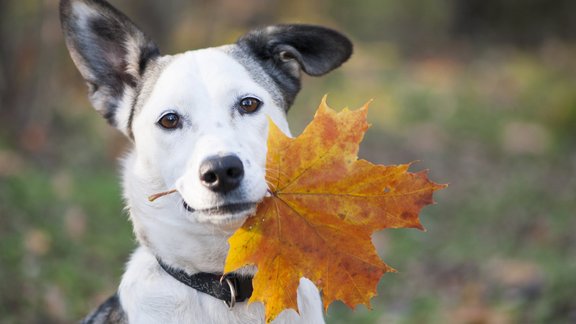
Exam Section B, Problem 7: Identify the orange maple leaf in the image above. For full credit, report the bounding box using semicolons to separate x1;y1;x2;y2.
224;97;446;322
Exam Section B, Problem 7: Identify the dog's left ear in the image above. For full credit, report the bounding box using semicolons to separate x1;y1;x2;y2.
60;0;160;134
237;24;353;108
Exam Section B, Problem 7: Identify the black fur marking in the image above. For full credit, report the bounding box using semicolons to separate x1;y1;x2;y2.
60;0;160;128
82;293;127;324
138;43;160;76
102;105;117;126
238;40;301;108
237;24;353;109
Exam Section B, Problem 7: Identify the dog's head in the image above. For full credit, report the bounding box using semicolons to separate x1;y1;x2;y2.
60;0;352;229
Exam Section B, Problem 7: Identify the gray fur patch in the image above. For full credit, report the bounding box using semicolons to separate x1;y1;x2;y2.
219;45;288;110
82;293;127;324
127;55;174;139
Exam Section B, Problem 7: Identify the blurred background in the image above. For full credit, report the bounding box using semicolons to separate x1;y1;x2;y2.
1;0;575;323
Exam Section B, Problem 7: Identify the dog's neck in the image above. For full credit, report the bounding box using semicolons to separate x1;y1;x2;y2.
122;152;241;275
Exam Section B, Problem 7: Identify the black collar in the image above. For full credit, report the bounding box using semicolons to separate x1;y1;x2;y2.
156;258;253;307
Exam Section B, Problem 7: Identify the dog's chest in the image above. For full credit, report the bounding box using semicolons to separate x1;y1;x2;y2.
118;247;264;323
118;247;324;324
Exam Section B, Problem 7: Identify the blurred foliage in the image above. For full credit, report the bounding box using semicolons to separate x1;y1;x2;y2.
1;0;575;323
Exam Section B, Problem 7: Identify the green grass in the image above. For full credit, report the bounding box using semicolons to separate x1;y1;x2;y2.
1;45;575;323
0;169;132;323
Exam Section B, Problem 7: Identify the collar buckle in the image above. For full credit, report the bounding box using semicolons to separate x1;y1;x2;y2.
220;275;237;309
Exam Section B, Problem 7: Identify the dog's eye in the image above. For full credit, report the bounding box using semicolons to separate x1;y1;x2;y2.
238;97;262;114
158;112;180;129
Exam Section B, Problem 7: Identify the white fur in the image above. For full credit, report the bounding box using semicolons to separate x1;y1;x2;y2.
71;1;97;30
118;48;325;323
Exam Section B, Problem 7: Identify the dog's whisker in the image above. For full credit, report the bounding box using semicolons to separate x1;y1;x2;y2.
148;189;178;202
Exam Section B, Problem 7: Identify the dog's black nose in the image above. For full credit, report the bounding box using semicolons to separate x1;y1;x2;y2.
199;155;244;193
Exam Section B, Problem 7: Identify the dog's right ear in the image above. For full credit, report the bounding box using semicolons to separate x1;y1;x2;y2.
60;0;159;132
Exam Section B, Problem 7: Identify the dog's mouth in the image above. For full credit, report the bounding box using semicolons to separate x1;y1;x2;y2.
183;201;257;216
148;188;259;222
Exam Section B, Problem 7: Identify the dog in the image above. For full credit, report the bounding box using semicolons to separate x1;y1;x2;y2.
60;0;352;322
